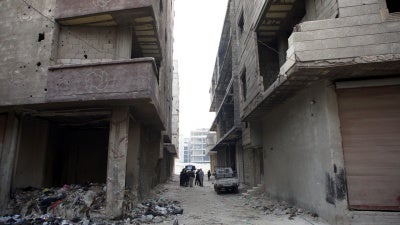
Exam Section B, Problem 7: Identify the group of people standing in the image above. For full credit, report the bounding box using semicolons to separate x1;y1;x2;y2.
180;168;211;187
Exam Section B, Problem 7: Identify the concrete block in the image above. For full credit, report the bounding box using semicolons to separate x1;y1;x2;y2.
340;3;382;17
392;43;400;54
299;14;381;32
338;0;379;8
292;21;400;44
296;43;393;61
293;32;400;52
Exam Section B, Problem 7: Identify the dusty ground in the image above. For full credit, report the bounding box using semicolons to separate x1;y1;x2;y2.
152;175;330;225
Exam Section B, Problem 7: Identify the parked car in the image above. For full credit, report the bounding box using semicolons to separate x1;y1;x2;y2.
213;167;239;194
184;164;196;171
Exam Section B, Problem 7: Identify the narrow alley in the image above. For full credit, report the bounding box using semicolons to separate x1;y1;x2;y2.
0;0;399;225
157;175;329;225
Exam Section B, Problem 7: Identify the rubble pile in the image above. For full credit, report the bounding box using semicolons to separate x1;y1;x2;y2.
130;198;183;224
1;184;106;224
242;193;318;220
1;184;183;225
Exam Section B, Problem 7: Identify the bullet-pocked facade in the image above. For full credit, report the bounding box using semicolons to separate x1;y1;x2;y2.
0;0;176;218
210;0;400;224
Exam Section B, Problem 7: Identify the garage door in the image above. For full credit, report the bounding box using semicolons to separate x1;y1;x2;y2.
337;85;400;211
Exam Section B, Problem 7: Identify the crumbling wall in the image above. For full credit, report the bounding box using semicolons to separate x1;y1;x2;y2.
57;26;117;64
0;0;57;106
126;120;141;199
260;81;346;224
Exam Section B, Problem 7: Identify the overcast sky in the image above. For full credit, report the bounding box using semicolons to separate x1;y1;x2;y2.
173;0;228;138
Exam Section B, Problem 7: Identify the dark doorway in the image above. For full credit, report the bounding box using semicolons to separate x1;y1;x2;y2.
387;0;400;13
48;125;109;186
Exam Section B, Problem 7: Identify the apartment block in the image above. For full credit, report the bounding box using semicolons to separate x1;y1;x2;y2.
188;129;210;163
210;0;400;224
0;0;177;218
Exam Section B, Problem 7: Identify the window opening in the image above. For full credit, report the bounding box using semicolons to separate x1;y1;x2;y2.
238;10;244;37
241;69;247;101
387;0;400;13
256;0;305;91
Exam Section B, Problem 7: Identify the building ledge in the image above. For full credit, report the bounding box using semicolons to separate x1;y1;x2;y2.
164;143;177;157
56;0;153;24
210;126;241;152
210;78;234;131
242;17;400;121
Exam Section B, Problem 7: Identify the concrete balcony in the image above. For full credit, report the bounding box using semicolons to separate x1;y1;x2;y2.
55;0;161;60
242;13;400;121
47;58;164;128
56;0;153;23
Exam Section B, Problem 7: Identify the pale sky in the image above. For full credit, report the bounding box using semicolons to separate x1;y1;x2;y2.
173;0;228;138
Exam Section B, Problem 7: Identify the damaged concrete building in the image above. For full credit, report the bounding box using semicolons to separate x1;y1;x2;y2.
0;0;177;218
210;0;400;224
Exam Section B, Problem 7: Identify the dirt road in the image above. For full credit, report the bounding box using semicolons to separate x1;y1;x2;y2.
153;176;330;225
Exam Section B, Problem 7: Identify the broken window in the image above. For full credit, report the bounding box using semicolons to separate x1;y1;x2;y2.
387;0;400;13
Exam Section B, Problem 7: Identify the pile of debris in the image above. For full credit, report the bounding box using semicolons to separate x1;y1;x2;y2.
129;198;183;224
1;183;106;224
242;193;318;220
1;184;183;224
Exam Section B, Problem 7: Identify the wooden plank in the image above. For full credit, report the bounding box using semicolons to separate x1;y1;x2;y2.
337;85;400;211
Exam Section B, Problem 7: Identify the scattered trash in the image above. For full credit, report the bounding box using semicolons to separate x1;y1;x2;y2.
1;183;183;225
241;192;319;221
130;197;183;223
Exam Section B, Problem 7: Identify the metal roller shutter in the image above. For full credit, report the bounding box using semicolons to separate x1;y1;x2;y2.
337;85;400;211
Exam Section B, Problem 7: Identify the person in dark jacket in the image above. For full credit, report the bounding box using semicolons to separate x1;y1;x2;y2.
179;169;185;186
207;170;211;181
195;169;201;186
188;169;195;187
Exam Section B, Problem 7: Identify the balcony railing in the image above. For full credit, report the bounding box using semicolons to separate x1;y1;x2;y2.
47;58;164;128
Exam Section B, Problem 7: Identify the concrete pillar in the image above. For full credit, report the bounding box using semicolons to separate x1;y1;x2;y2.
115;26;132;59
106;107;130;218
0;113;19;213
126;120;141;200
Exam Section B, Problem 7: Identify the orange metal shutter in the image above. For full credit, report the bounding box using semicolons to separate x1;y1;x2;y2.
337;85;400;211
